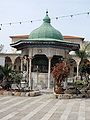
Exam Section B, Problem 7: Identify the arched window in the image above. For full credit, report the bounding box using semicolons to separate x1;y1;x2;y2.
51;55;63;67
32;54;48;73
5;56;12;66
14;57;21;71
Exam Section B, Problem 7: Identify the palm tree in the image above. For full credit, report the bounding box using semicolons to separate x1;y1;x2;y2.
1;64;13;90
1;65;23;89
0;64;23;90
76;42;90;62
10;71;23;90
75;42;90;80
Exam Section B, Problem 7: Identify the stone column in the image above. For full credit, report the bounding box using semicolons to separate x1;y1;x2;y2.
20;57;23;72
72;56;80;78
76;62;79;77
48;57;52;89
27;58;29;73
25;58;29;83
36;65;39;85
12;61;14;70
28;57;32;89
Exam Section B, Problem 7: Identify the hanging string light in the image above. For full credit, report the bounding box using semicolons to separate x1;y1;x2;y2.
87;12;90;15
0;11;89;30
70;15;73;18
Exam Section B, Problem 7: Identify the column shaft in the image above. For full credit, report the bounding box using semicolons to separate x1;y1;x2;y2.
21;57;23;72
48;57;52;89
77;63;79;77
29;57;32;89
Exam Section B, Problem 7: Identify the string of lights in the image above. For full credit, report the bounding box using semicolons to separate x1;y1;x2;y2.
0;11;90;30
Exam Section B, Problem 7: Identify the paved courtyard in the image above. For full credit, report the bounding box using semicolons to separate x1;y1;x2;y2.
0;94;90;120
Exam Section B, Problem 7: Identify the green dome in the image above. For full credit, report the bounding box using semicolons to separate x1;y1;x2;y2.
28;12;64;40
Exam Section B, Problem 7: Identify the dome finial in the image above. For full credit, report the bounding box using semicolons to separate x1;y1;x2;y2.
43;10;50;23
46;9;48;16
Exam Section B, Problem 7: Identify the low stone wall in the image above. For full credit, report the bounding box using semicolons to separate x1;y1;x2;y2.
54;93;90;99
0;90;41;97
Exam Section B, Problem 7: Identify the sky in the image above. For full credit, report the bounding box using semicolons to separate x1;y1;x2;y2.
0;0;90;52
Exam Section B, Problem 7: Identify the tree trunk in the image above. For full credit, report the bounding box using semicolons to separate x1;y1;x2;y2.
54;82;63;94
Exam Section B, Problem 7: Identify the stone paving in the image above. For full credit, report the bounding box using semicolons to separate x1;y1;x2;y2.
0;94;90;120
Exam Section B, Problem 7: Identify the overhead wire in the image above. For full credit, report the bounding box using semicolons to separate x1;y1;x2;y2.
0;11;90;30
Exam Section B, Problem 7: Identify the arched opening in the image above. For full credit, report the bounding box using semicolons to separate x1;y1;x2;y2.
32;54;48;73
68;58;77;77
23;55;29;71
5;56;12;66
14;57;21;71
51;55;63;68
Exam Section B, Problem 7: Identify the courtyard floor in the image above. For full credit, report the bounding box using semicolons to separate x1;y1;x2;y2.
0;94;90;120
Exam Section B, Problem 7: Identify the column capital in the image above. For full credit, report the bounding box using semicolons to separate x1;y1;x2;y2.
72;56;81;64
12;60;15;64
28;57;32;60
48;56;52;60
20;56;23;60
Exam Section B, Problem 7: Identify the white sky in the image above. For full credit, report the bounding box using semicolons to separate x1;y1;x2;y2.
0;0;90;52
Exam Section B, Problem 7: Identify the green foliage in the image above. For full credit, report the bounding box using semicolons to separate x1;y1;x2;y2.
11;71;23;84
75;50;87;61
0;66;4;80
75;80;85;85
74;80;87;90
75;43;90;79
2;64;12;80
75;42;90;62
79;60;90;76
0;65;23;90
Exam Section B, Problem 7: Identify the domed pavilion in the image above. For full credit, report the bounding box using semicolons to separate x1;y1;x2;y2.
11;11;80;89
